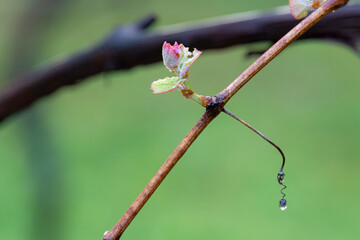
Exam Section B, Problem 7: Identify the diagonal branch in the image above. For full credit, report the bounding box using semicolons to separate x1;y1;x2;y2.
103;105;222;240
103;0;350;239
0;3;359;123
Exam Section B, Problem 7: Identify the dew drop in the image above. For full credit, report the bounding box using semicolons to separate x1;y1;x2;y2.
280;205;287;211
279;197;287;211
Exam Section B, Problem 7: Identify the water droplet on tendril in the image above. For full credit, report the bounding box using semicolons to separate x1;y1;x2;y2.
279;197;287;211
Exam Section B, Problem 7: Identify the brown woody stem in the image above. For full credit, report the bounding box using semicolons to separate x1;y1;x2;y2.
103;103;223;240
103;1;349;239
219;0;349;104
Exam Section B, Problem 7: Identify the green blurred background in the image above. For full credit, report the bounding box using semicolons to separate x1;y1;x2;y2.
1;0;359;239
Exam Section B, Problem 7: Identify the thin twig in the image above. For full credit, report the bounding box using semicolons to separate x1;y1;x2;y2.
103;1;349;239
0;3;359;123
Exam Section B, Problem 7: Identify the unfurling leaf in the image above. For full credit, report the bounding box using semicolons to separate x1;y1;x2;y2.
162;41;202;78
151;42;207;105
182;49;202;76
151;77;180;94
162;42;181;73
290;0;312;19
152;42;202;96
289;0;326;20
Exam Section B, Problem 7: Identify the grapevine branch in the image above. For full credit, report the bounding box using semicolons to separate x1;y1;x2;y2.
0;3;359;122
103;0;350;239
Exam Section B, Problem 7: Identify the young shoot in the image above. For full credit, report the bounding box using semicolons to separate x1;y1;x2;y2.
151;42;210;106
152;41;288;210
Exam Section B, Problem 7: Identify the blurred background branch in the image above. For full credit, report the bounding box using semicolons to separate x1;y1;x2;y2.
0;3;359;123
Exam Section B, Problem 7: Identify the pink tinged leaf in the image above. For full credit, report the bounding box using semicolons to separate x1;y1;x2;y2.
162;42;180;72
151;77;180;94
182;49;202;74
289;0;312;19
